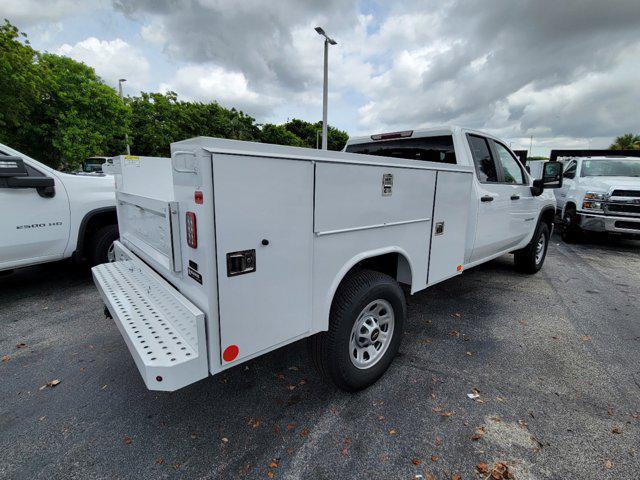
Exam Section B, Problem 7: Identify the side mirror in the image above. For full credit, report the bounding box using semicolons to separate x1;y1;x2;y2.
531;162;563;196
0;156;56;198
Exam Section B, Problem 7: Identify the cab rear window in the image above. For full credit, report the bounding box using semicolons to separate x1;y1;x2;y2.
345;136;457;164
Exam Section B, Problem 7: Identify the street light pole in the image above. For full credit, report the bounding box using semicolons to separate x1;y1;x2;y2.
315;27;337;150
118;78;131;155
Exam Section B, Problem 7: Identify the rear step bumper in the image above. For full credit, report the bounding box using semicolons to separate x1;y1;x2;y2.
92;241;208;391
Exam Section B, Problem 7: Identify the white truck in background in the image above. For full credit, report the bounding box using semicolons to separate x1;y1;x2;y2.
0;143;119;272
92;127;562;392
554;154;640;241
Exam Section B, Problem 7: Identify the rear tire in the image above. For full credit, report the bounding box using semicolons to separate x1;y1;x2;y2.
309;269;406;392
514;222;550;274
88;225;119;266
561;207;581;243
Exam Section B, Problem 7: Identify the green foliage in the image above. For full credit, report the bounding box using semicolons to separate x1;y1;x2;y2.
0;20;350;169
610;133;640;150
259;123;304;147
128;92;260;157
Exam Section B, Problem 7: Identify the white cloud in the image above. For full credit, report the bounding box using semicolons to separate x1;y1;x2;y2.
56;37;150;92
140;18;166;45
158;64;277;116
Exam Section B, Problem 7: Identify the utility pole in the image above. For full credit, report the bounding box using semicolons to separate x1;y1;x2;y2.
118;78;131;155
528;135;533;156
315;27;337;150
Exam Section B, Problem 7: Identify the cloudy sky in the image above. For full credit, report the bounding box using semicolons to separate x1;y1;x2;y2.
4;0;640;155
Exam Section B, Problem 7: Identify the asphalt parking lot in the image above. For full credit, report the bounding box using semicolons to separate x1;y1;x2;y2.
1;233;639;480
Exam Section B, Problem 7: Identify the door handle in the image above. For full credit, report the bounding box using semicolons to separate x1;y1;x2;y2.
510;194;520;200
481;195;494;202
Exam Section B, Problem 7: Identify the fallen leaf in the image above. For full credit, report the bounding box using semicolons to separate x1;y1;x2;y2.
286;423;295;431
411;458;422;465
435;436;442;446
297;379;306;386
378;415;385;421
448;330;460;337
607;406;615;416
286;384;296;391
299;428;310;437
221;437;229;443
267;471;275;478
155;457;164;465
37;416;45;421
275;373;285;380
2;355;10;363
451;312;461;318
268;460;278;468
452;476;461;480
430;455;438;462
471;426;486;441
518;419;528;429
16;343;27;349
173;464;181;470
611;427;622;434
604;459;613;470
123;436;133;445
465;351;473;356
581;335;590;342
389;429;397;435
476;462;490;474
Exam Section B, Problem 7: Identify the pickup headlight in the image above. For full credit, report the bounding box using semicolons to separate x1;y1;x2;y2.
582;191;606;211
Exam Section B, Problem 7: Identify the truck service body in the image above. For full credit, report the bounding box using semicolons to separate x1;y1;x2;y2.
93;127;561;392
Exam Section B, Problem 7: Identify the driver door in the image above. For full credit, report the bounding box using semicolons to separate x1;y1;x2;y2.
0;159;70;270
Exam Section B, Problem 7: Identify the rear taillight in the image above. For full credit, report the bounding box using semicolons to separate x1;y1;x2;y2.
186;212;197;248
370;130;413;141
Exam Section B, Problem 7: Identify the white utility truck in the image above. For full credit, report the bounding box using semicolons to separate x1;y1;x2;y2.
92;127;562;392
0;142;119;272
554;154;640;241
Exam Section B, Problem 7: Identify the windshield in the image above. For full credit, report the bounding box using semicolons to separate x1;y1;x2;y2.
581;159;640;177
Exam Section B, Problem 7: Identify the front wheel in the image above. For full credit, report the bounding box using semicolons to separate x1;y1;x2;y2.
514;222;550;274
308;269;406;392
561;207;581;243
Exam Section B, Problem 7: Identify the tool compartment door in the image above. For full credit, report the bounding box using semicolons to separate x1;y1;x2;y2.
212;154;314;364
427;170;473;285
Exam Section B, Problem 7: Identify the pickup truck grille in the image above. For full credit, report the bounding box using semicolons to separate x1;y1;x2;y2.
605;203;640;215
611;189;640;197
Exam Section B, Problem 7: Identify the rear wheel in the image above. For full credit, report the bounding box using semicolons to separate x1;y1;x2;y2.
561;206;581;243
514;222;550;274
309;269;406;392
88;224;119;266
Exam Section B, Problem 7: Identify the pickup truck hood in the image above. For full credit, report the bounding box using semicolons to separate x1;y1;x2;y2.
579;176;640;191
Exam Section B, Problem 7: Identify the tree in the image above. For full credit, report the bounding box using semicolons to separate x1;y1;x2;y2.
128;92;261;157
259;123;304;147
283;118;348;150
610;133;640;150
0;20;128;169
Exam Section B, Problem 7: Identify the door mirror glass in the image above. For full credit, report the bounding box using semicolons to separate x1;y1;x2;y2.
542;162;563;188
0;156;28;178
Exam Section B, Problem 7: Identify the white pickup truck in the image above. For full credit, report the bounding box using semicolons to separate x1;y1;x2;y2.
555;155;640;241
0;142;118;272
92;126;562;392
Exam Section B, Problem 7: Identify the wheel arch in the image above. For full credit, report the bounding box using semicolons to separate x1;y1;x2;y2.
321;247;413;332
74;207;118;258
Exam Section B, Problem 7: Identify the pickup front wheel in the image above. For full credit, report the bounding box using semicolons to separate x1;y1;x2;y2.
514;222;549;274
309;269;406;392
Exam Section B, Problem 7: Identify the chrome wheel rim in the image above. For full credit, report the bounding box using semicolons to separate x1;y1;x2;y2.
107;242;116;263
535;234;546;264
349;299;395;369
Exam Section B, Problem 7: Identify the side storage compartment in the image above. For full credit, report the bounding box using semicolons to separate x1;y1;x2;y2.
427;170;473;285
212;154;314;365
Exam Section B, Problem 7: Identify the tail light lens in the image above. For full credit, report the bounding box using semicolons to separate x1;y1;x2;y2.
186;212;197;248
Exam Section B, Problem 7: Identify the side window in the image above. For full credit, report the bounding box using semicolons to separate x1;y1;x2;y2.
25;163;45;177
493;142;524;184
563;161;576;179
467;135;498;182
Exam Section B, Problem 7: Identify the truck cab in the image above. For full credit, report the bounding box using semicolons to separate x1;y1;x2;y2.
344;126;559;268
554;155;640;240
0;142;118;272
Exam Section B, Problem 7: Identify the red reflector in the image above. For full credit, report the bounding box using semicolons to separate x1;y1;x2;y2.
223;345;239;362
186;211;197;248
194;191;203;204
